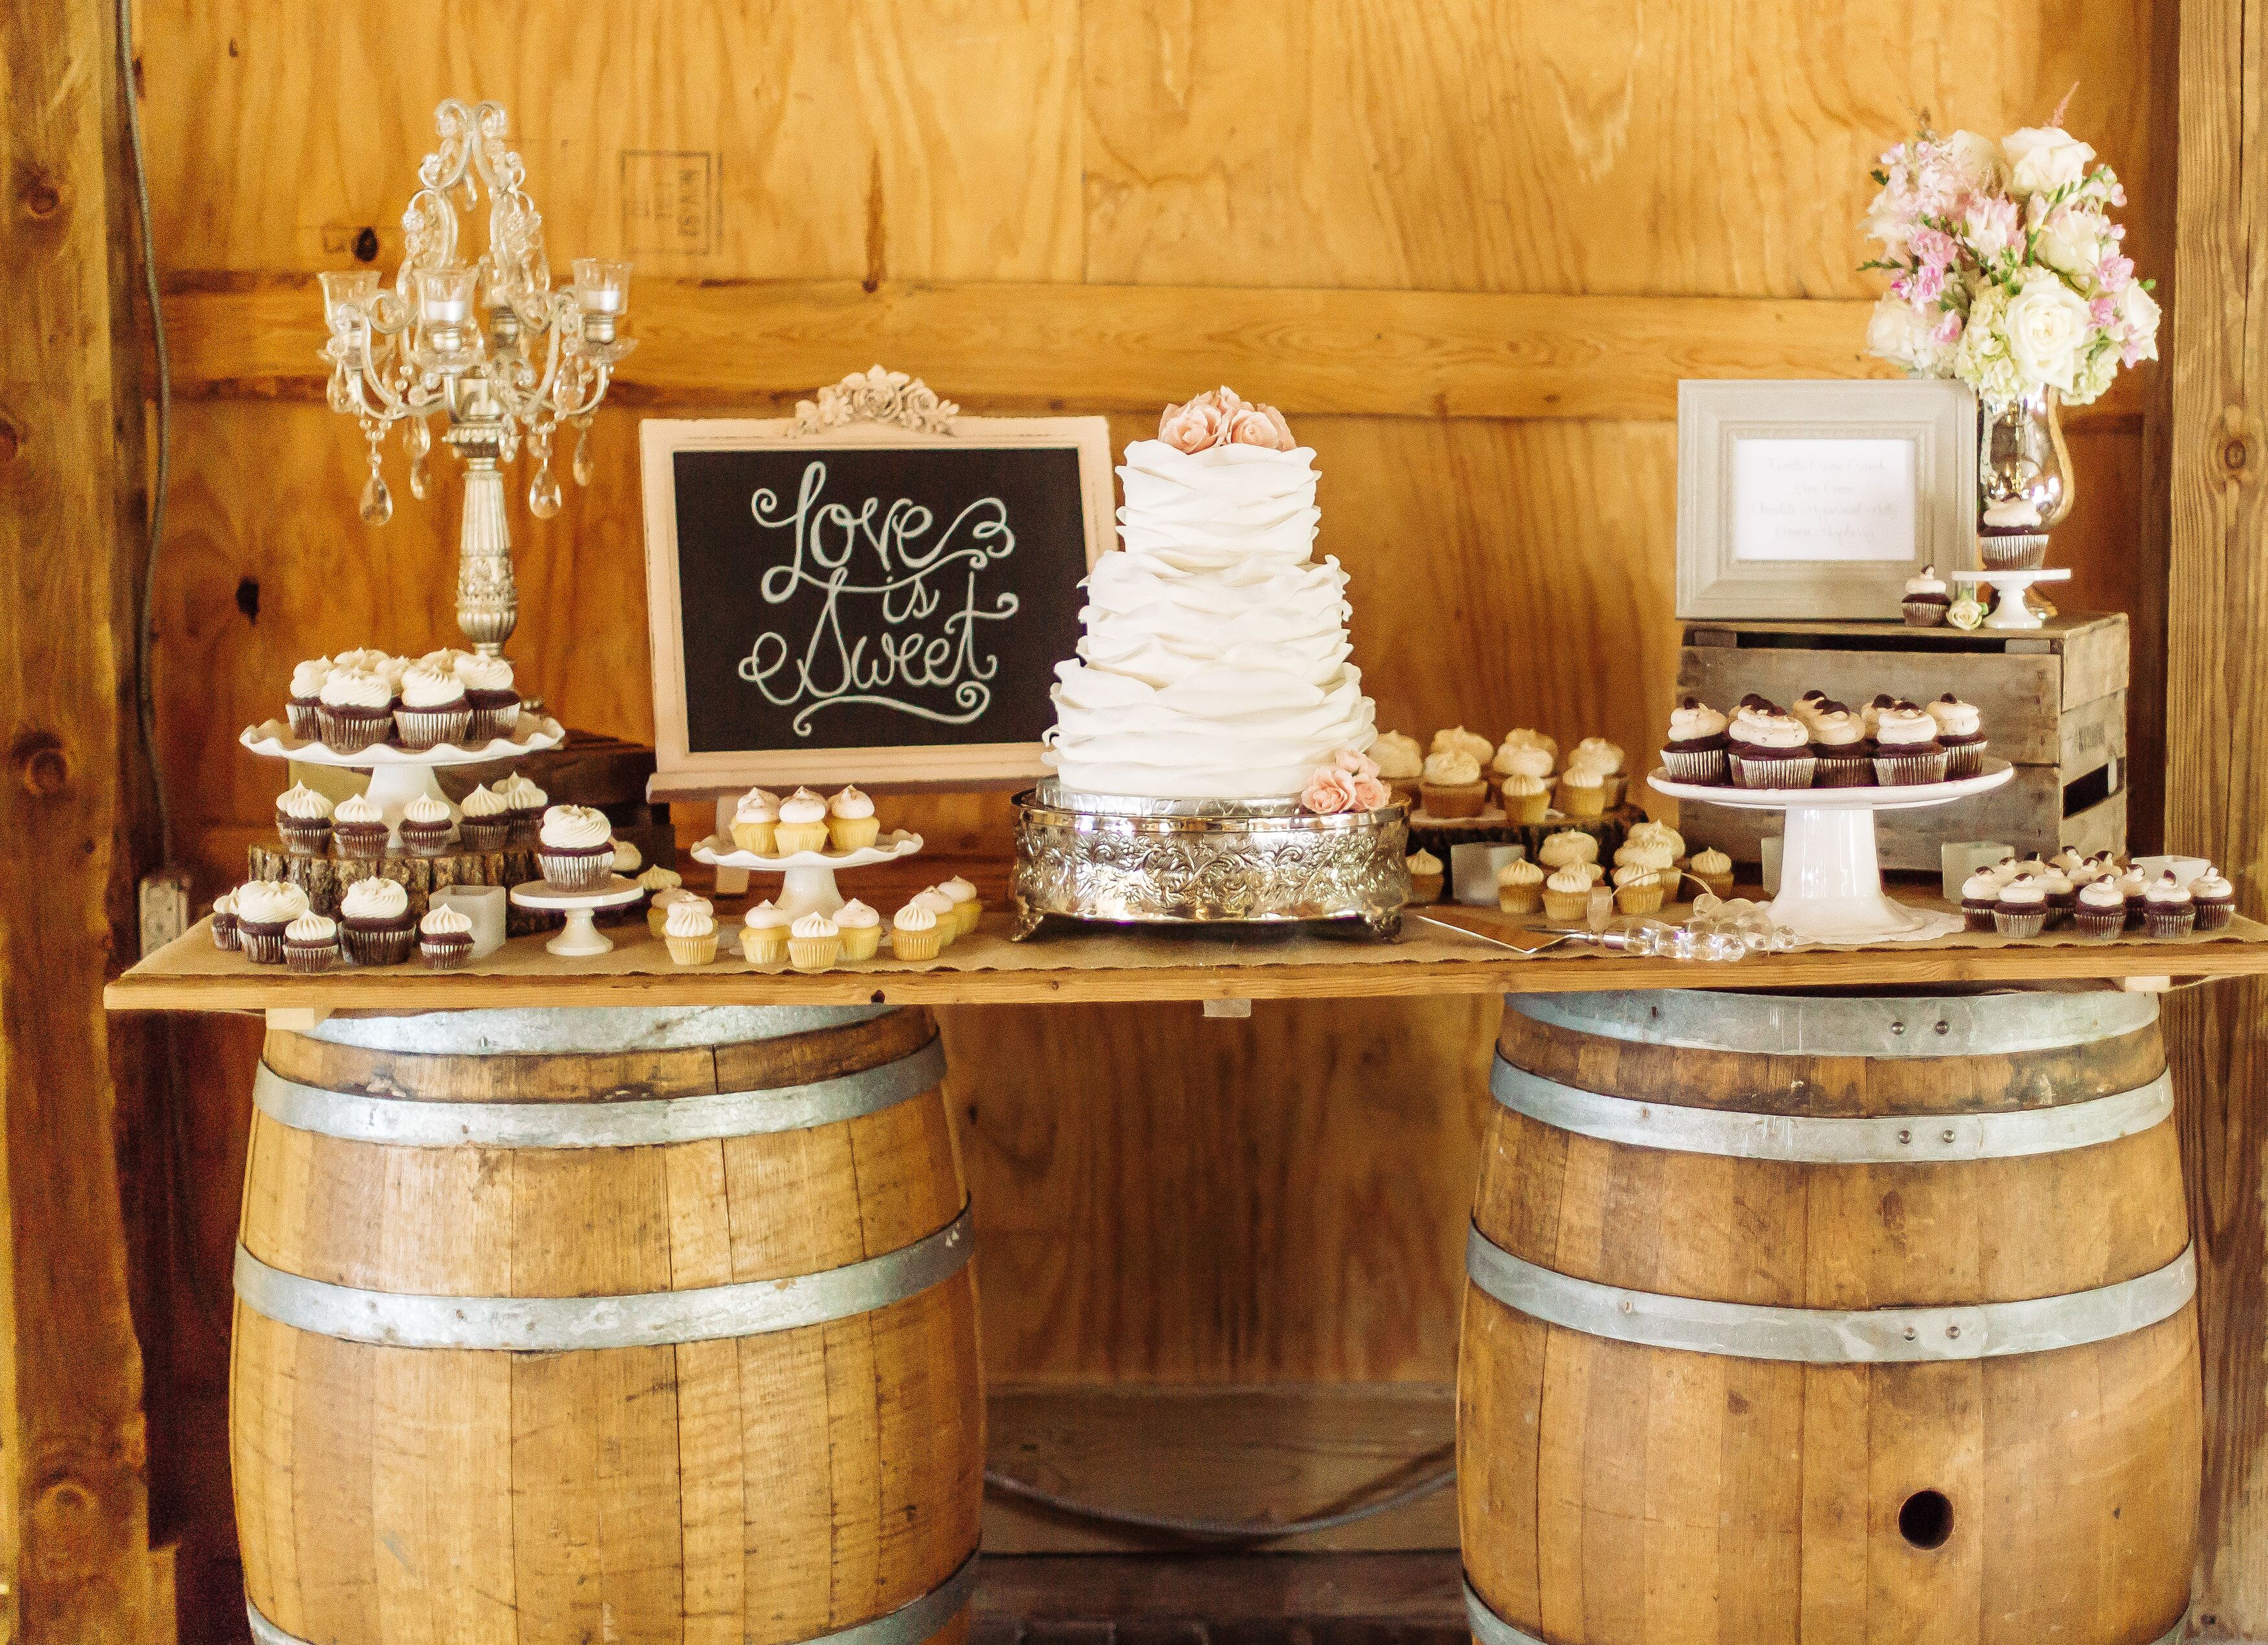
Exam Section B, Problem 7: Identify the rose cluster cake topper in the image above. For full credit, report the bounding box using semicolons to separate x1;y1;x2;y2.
1157;386;1297;455
1301;748;1391;815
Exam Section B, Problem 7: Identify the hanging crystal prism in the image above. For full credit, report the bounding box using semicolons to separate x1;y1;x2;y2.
528;459;562;519
359;421;393;525
572;419;595;486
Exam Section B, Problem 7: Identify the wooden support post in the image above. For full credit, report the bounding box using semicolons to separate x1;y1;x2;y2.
2167;0;2268;1633
0;0;157;1639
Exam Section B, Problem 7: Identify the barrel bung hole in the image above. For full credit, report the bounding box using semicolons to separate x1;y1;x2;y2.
1898;1489;1954;1550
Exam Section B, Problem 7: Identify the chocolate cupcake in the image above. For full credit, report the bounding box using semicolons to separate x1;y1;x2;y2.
1960;869;2000;933
1871;702;1949;785
537;804;616;891
2119;868;2149;930
331;791;389;863
274;781;335;855
340;876;417;965
398;792;457;857
2144;871;2196;939
1726;703;1816;790
1927;693;1990;779
233;880;308;965
284;912;341;974
2075;878;2127;938
1806;701;1875;787
454;653;520;744
2192;866;2238;931
2041;869;2077;929
498;774;548;847
452;784;511;851
286;657;332;739
1995;875;2049;939
317;667;394;752
1902;564;1952;626
394;663;472;751
210;892;240;951
418;904;476;969
1661;698;1731;785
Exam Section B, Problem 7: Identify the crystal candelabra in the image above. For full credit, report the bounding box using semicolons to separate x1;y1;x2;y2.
318;98;634;656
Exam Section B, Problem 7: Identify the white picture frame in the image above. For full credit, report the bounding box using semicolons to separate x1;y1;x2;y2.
1676;379;1977;620
640;412;1115;799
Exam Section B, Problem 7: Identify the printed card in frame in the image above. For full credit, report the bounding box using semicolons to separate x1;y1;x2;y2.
640;413;1114;799
1676;378;1977;620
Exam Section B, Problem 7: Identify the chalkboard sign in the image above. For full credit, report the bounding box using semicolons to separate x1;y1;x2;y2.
640;413;1113;796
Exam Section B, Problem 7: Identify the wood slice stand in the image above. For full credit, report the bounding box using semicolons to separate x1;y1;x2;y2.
246;844;557;936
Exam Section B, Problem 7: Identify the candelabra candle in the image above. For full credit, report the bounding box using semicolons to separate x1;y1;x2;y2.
318;98;634;654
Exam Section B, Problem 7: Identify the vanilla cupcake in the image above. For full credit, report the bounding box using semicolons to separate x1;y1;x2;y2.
318;667;394;752
1491;739;1556;800
937;876;981;936
1431;726;1496;768
2076;877;2127;938
828;785;881;853
1407;848;1444;904
1371;732;1426;806
210;892;240;951
739;900;792;963
1569;739;1626;807
399;792;457;857
773;788;831;855
1660;699;1730;785
1555;764;1606;819
418;903;476;968
2145;871;2195;939
1689;847;1734;900
1496;857;1545;914
891;901;945;962
1995;875;2049;939
1420;750;1487;818
730;787;780;855
537;804;616;891
454;653;520;742
835;899;884;961
331;792;389;863
664;897;719;965
1496;728;1559;768
394;663;472;750
340;876;415;965
1542;864;1593;924
789;910;843;971
456;783;513;851
1612;861;1667;915
1872;703;1949;787
1498;772;1549;824
912;887;959;949
1626;820;1685;859
275;782;335;856
2192;866;2237;931
1927;693;1989;778
284;912;341;974
233;880;308;965
1536;831;1599;871
286;658;332;739
640;868;686;936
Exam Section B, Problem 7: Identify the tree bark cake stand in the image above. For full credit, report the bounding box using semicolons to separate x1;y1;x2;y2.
1649;760;2015;945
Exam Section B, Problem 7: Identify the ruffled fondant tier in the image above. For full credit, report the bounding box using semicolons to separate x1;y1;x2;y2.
1042;440;1378;801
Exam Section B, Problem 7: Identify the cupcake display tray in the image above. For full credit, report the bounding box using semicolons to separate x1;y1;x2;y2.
241;715;566;846
691;830;925;919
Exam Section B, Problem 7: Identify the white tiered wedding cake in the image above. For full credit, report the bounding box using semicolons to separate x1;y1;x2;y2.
1045;389;1379;803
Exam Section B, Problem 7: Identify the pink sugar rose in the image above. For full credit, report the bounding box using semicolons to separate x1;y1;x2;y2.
1158;388;1242;454
1300;765;1361;815
1350;774;1391;811
1224;402;1295;451
1332;747;1381;781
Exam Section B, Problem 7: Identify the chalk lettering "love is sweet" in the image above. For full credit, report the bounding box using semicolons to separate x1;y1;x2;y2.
737;460;1021;735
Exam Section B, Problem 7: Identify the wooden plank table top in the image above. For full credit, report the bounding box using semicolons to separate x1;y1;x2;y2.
104;897;2268;1013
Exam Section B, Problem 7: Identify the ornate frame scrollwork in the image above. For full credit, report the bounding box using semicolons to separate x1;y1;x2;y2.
792;366;961;437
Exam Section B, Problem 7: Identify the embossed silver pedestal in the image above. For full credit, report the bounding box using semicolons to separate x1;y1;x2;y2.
1010;781;1410;940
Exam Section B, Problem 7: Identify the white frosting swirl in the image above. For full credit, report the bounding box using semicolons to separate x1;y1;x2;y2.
938;877;977;905
1045;438;1375;799
341;877;409;920
213;892;237;917
1998;875;2048;908
234;881;308;925
778;788;828;825
334;792;382;825
611;841;642;872
1431;727;1496;766
539;805;612;849
1927;695;1983;737
734;788;779;823
2079;879;2126;910
1406;849;1442;875
320;669;391;709
400;664;465;709
1371;732;1424;780
665;898;716;937
402;794;455;826
1874;706;1940;748
829;785;875;820
912;888;956;921
1494;744;1554;781
745;900;791;931
286;912;336;942
636;866;682;893
454;654;514;692
834;899;881;930
894;902;938;933
1904;565;1949;597
1570;737;1625;774
1667;702;1728;742
290;659;334;697
419;904;472;936
791;912;839;939
502;776;548;809
1423;750;1480;785
459;783;509;818
277;783;333;820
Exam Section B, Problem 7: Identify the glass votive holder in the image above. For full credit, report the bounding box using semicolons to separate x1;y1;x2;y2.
428;886;507;959
320;269;382;328
572;258;632;314
418;266;479;326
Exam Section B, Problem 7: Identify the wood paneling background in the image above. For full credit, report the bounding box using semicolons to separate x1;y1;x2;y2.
121;1;2205;1639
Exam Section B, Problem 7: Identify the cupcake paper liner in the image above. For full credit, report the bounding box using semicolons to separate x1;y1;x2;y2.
789;936;844;972
730;822;778;855
1873;749;1949;787
740;928;791;965
1614;881;1665;915
1812;753;1876;788
2075;910;2125;939
1659;748;1728;785
1540;887;1591;924
2196;902;2236;932
285;943;339;974
1409;874;1444;905
772;822;831;855
1497;885;1542;915
1942;741;1989;779
1419;783;1487;820
344;925;416;967
393;706;473;751
666;932;721;966
286;702;321;739
1501;789;1550;823
333;827;389;863
1980;534;2049;570
2146;908;2197;939
538;848;614;892
890;927;942;962
829;817;882;853
211;919;241;952
277;817;334;855
400;825;455;858
240;929;287;965
840;926;883;963
317;707;392;753
1993;908;2047;939
456;818;513;852
1556;785;1606;819
420;936;474;970
1902;599;1949;628
465;703;520;744
1730;753;1816;790
1963;904;1998;933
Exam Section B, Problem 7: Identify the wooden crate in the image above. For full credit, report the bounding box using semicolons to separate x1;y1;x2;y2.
1674;614;2129;871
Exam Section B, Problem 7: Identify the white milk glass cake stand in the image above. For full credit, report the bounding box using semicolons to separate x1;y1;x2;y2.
1649;761;2014;945
509;874;642;957
240;716;566;846
1949;567;2071;630
692;831;925;919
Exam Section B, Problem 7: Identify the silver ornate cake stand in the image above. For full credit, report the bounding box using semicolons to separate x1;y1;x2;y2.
1011;781;1410;940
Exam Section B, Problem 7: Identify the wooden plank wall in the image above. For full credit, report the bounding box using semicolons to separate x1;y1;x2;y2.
2166;0;2267;1637
124;1;2192;1637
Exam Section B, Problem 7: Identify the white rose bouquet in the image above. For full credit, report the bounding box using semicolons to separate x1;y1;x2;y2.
1860;117;2158;408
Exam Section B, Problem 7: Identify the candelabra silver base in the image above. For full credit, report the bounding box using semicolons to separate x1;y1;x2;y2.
1010;781;1410;941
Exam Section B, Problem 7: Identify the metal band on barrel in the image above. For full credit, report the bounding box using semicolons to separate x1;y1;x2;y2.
1507;989;2157;1057
1490;1057;2173;1163
249;1551;979;1645
1461;1580;2184;1645
253;1036;946;1149
235;1204;971;1352
1466;1223;2195;1364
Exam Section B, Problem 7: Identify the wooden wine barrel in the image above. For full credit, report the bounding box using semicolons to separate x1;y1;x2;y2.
232;1005;982;1645
1458;989;2199;1645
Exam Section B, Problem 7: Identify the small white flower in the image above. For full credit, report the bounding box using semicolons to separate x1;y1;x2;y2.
1868;295;1956;376
2003;126;2098;197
